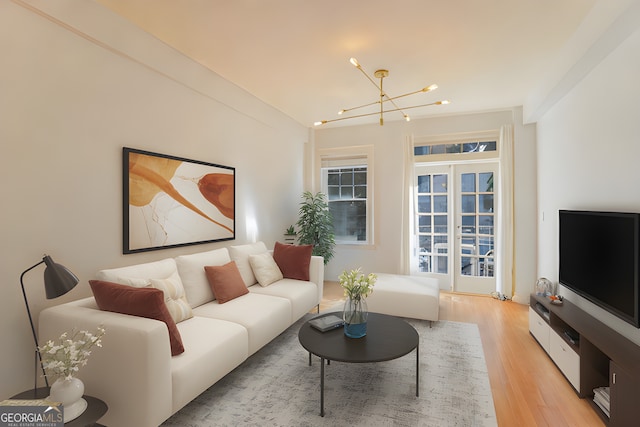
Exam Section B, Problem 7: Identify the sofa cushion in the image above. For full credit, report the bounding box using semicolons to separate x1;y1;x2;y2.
228;241;268;287
273;242;313;281
97;258;178;282
249;278;318;322
192;293;291;355
204;261;249;304
175;248;231;308
89;279;185;356
248;252;283;287
172;317;248;413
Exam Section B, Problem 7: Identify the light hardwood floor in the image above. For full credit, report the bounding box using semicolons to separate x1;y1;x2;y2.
320;281;605;427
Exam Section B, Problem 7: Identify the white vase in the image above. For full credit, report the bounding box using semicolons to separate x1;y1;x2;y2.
49;377;87;422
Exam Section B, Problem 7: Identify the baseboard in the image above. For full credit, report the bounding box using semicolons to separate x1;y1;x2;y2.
511;293;528;305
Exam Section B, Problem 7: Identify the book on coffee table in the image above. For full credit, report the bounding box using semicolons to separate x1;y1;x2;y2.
309;315;344;332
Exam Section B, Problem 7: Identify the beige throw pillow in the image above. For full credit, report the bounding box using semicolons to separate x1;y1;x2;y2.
116;271;193;324
228;241;268;286
149;276;194;323
249;252;283;287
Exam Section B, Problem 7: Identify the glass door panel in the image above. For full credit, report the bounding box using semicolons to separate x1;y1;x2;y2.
413;166;450;287
412;162;498;295
454;164;497;294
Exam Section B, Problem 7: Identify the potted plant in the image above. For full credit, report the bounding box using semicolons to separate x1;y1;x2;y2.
339;268;377;338
296;191;335;264
284;225;297;244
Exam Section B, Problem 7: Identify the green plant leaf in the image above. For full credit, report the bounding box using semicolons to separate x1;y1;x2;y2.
296;191;335;264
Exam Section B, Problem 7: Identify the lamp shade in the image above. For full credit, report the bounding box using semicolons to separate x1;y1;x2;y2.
43;255;79;299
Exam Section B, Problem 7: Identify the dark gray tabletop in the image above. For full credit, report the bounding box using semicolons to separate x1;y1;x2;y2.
298;312;419;363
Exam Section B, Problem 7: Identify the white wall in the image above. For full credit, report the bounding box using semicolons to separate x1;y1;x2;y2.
537;20;640;344
0;1;307;398
312;108;538;302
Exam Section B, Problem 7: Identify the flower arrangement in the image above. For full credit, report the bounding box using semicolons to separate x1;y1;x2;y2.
38;326;105;380
339;268;377;301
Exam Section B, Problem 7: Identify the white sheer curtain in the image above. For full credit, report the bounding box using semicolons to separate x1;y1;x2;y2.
399;135;415;274
497;125;514;297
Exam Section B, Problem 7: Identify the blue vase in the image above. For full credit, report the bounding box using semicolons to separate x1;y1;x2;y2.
343;296;368;338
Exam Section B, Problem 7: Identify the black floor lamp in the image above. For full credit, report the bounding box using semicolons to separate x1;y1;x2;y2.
20;255;79;393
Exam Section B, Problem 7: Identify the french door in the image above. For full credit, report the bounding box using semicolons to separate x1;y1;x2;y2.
411;162;498;294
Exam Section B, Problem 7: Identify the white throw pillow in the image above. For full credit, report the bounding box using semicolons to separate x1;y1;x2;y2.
228;241;268;287
249;252;283;287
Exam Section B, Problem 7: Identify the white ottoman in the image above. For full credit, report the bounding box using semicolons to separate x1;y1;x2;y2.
367;273;440;322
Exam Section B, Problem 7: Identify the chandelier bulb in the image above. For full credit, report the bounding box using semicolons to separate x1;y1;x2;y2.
338;110;345;115
404;115;411;122
349;57;360;68
314;121;327;126
423;84;438;92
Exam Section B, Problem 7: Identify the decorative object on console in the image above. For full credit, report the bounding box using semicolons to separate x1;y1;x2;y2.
549;294;564;305
314;57;450;126
296;191;335;264
39;326;105;422
123;147;235;254
339;268;377;338
20;254;79;392
535;277;553;296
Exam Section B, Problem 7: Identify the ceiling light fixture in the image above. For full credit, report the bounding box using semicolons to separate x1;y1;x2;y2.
315;58;450;126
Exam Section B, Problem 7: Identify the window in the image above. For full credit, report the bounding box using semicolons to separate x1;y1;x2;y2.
414;140;497;157
319;147;373;245
327;166;367;242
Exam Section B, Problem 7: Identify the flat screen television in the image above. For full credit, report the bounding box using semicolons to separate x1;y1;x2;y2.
559;210;640;328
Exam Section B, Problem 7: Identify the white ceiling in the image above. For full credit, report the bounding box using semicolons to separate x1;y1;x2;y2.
95;0;613;128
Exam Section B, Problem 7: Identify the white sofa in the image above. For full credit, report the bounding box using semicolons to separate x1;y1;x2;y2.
38;242;324;427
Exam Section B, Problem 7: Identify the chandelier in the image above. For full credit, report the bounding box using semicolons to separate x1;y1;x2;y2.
314;58;450;127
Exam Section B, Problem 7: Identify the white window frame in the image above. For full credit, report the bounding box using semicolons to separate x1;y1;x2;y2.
317;145;374;246
414;130;499;163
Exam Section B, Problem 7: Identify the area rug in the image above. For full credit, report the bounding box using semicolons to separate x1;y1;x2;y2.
161;315;497;427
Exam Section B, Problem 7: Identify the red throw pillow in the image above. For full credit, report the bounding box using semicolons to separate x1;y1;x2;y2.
89;280;185;356
273;242;313;281
204;261;249;304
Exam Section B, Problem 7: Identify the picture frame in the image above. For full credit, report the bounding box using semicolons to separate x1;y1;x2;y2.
123;147;235;254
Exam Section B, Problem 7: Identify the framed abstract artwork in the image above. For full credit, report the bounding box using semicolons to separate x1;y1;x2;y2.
123;147;235;254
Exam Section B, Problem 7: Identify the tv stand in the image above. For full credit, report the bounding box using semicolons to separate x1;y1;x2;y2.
529;294;640;426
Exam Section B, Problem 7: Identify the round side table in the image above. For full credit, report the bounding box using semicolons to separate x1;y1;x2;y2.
11;387;107;426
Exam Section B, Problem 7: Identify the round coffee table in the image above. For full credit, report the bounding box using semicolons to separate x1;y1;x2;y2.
298;312;419;416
